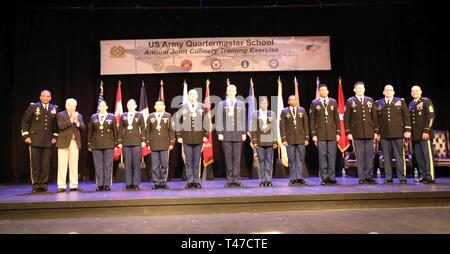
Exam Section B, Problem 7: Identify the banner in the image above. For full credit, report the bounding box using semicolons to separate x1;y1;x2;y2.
100;36;331;75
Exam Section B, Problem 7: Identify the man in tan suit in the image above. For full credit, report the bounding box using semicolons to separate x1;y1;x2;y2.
56;98;85;192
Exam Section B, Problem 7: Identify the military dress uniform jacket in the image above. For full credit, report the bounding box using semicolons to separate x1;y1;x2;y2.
118;112;146;147
21;102;58;147
280;106;310;145
216;99;246;142
87;113;118;150
250;110;277;147
309;98;340;141
408;97;435;141
56;111;86;149
146;112;175;151
375;97;411;139
344;96;380;139
175;103;209;145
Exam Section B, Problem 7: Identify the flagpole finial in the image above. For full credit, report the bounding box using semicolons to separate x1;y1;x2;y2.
206;79;210;86
226;78;230;86
338;76;342;82
160;80;164;85
118;80;122;86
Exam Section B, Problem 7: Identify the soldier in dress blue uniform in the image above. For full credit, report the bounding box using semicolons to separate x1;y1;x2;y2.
344;82;380;184
174;89;209;189
88;101;118;191
146;100;175;189
409;86;436;184
118;99;146;191
251;97;277;187
375;85;411;184
280;95;310;186
216;84;247;188
310;84;340;185
21;90;58;193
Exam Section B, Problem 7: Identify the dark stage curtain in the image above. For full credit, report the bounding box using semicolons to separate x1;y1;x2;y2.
1;1;449;183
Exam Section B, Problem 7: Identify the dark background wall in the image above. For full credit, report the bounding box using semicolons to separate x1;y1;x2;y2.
1;0;449;183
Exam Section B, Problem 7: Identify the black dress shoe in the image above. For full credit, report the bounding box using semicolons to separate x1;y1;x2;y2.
234;182;243;187
32;189;39;194
161;183;169;189
133;185;140;190
418;178;427;183
328;179;339;185
366;179;377;184
399;180;407;184
152;184;160;189
70;187;83;192
259;182;265;187
224;183;234;188
57;188;66;193
297;179;306;185
185;183;193;189
321;179;328;185
194;183;202;189
424;179;435;184
359;180;365;184
96;186;103;191
124;185;132;191
384;179;393;184
288;180;296;186
267;182;273;187
104;186;111;191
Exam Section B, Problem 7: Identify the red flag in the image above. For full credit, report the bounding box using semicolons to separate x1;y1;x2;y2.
139;81;151;157
114;81;123;161
337;77;350;153
203;79;214;168
158;80;165;102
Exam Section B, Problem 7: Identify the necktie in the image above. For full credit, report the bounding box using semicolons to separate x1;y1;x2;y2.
359;98;363;104
323;100;328;107
387;100;390;105
230;100;234;108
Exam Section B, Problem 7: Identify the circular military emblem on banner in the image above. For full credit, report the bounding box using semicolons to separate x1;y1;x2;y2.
211;59;222;70
152;61;164;72
181;59;193;71
109;45;126;58
241;59;250;68
269;59;279;69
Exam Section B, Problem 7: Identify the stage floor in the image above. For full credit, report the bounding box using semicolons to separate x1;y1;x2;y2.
1;177;450;220
1;177;450;204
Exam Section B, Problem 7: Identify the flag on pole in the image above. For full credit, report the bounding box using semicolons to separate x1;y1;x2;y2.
139;81;151;158
158;80;165;102
181;80;188;166
247;78;257;148
294;77;300;106
202;79;214;176
315;76;321;100
182;80;188;104
276;77;289;167
113;81;123;161
337;77;350;153
97;81;104;113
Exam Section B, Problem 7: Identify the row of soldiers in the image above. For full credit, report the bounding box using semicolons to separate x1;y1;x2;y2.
21;82;435;193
